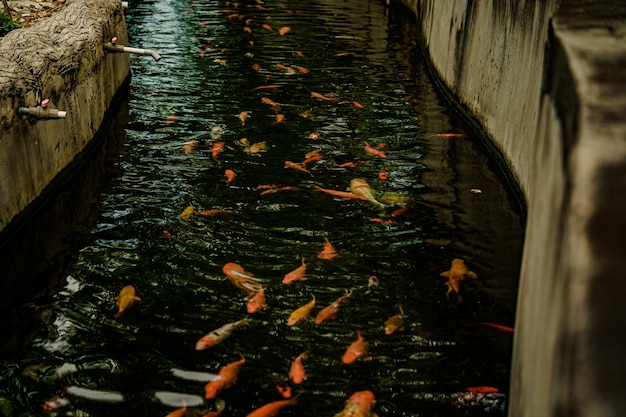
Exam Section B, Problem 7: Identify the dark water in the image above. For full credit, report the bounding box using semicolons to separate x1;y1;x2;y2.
0;0;524;416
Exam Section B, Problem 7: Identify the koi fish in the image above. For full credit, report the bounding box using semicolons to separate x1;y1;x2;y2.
426;132;465;138
251;85;282;91
334;390;378;417
246;396;298;417
317;236;339;260
295;50;304;57
312;185;368;202
366;275;379;293
184;139;198;155
223;262;264;294
203;398;226;417
284;161;313;177
363;142;386;158
261;97;281;112
238;111;251;125
299;108;312;118
225;169;236;185
238;138;268;154
196;319;250;350
308;132;319;140
297;66;308;73
349;178;384;209
243;26;252;33
311;91;339;102
269;374;292;398
166;112;177;125
315;293;351;324
301;154;325;167
464;322;514;333
246;289;268;313
205;354;246;399
166;404;187;417
391;204;410;217
114;285;140;320
262;23;273;31
212;141;225;161
342;330;371;364
384;306;406;335
276;63;295;74
214;58;227;66
369;218;398;225
278;26;291;36
351;100;364;109
283;258;307;284
338;161;366;168
287;294;316;326
274;114;286;124
259;186;301;195
181;205;196;220
43;394;70;414
378;168;387;180
465;386;499;394
195;209;239;217
289;351;307;384
440;259;477;304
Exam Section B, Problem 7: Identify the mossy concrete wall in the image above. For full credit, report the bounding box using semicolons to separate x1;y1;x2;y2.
403;0;626;416
0;0;130;234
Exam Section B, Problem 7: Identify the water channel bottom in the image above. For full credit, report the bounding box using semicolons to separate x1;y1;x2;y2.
0;0;524;416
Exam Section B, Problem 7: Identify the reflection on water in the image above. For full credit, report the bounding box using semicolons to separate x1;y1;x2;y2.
0;0;523;416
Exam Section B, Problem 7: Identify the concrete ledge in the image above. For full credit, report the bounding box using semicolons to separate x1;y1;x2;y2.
0;0;130;234
403;0;626;416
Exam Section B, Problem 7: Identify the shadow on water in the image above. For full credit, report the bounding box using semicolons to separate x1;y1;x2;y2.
0;0;524;416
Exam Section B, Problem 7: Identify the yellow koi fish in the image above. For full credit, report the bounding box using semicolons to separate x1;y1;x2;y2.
440;259;477;304
114;285;140;320
384;306;406;335
349;179;384;209
287;294;316;326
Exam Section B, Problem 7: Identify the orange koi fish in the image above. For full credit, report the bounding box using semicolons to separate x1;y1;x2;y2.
440;259;477;304
196;319;250;350
259;186;301;195
391;204;410;217
205;354;246;399
315;293;351;324
225;169;236;185
246;289;268;313
212;141;225;161
289;351;307;384
342;330;371;364
305;149;322;158
464;322;514;333
384;306;406;335
312;185;368;202
295;50;304;57
278;26;291;36
369;218;398;226
274;114;286;124
378;168;387;180
184;139;198;155
166;404;186;417
261;97;281;112
166;112;177;125
268;374;292;398
299;108;312;118
251;84;282;91
243;26;252;33
283;258;307;284
181;205;196;220
223;262;264;294
297;66;308;73
246;396;298;417
287;294;316;326
426;132;465;138
238;111;251;125
301;154;325;167
338;161;366;168
284;161;313;177
202;398;226;417
334;390;378;417
363;142;386;158
311;91;339;102
262;23;273;31
114;285;140;320
317;236;339;260
465;386;499;394
195;209;239;217
351;100;364;109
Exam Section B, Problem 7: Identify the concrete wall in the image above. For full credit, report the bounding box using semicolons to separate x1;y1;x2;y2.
402;0;626;416
0;0;131;235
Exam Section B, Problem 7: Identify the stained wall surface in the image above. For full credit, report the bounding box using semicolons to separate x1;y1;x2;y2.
0;0;131;234
402;1;626;416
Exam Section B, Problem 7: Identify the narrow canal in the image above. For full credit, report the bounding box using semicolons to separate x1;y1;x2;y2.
0;0;524;416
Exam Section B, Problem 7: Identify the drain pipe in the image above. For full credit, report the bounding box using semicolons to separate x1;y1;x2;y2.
18;99;67;119
104;37;161;61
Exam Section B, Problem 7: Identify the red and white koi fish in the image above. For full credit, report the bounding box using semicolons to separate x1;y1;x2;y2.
114;285;140;321
289;351;307;384
440;259;477;304
317;237;339;260
342;330;371;364
283;258;307;284
246;396;299;417
195;319;250;350
205;354;246;399
223;263;264;294
287;294;316;326
333;390;378;417
315;293;351;324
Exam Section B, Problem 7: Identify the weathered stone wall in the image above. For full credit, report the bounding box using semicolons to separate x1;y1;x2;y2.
0;0;130;233
402;1;626;416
